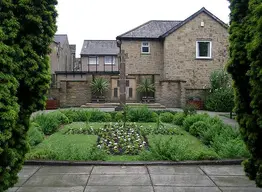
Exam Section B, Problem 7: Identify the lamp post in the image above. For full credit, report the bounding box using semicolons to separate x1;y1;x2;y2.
115;40;128;111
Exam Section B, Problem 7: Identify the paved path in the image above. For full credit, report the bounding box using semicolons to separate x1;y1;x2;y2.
8;165;262;192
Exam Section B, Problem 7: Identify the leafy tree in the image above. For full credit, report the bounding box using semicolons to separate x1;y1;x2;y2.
136;78;155;99
90;77;110;98
0;0;57;190
228;0;262;187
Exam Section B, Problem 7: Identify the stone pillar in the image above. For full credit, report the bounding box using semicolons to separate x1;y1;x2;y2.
115;48;128;111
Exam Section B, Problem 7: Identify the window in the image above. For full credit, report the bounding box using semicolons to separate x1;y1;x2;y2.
141;42;150;53
129;88;133;98
88;56;99;65
196;41;212;59
104;56;115;65
114;88;118;98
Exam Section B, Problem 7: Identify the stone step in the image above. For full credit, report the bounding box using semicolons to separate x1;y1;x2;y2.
81;103;166;109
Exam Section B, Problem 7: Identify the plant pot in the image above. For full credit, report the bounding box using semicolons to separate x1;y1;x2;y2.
46;99;59;110
186;100;203;110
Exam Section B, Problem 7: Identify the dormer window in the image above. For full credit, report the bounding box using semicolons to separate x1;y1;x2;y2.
141;42;150;54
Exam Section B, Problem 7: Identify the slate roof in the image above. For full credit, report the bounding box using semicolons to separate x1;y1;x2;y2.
117;7;228;40
54;34;68;45
69;44;76;54
117;20;181;39
81;40;119;55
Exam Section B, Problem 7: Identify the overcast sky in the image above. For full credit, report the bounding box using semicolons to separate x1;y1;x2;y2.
56;0;230;57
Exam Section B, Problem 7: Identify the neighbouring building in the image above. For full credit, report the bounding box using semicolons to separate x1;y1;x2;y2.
116;7;229;107
48;7;229;108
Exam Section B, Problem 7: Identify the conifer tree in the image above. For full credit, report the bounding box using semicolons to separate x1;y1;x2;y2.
228;0;262;187
0;1;57;190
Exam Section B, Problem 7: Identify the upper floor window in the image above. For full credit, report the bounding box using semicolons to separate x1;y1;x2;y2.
88;56;99;65
196;41;212;59
104;56;115;65
141;42;150;54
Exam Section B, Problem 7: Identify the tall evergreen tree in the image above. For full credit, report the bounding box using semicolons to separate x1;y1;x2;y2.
0;0;57;190
228;0;262;187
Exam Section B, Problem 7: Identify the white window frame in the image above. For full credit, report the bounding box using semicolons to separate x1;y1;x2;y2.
196;41;212;59
104;56;115;65
88;56;99;65
141;42;150;54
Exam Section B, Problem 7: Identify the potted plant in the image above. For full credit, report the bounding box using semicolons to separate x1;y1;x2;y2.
186;96;203;110
90;77;109;103
45;97;59;110
136;78;155;103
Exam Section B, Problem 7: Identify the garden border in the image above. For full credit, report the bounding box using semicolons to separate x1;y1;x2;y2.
25;159;244;166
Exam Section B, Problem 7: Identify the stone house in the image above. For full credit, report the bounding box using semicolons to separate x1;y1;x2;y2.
80;40;132;102
116;7;229;107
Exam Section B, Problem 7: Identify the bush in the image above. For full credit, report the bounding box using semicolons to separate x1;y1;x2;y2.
173;112;186;126
33;111;68;135
60;109;91;122
114;112;124;122
127;107;156;122
183;105;197;116
211;134;250;158
153;110;177;115
205;89;234;112
160;112;174;123
183;114;209;131
139;136;218;161
189;121;209;137
28;122;45;146
89;110;111;122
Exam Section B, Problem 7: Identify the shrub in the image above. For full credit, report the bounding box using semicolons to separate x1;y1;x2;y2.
127;107;155;122
160;112;174;123
189;121;209;137
183;114;209;131
33;111;68;135
28;122;44;147
89;110;111;122
205;89;234;112
60;109;90;122
173;112;186;126
139;136;218;161
183;104;197;116
114;112;124;122
211;134;250;158
153;110;177;115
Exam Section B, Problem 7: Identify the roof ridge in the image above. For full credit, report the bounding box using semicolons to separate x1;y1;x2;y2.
150;20;183;22
160;7;228;38
84;40;116;41
116;20;152;39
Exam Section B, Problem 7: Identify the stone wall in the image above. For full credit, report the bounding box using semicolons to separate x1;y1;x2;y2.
121;40;164;76
59;80;91;107
155;80;186;107
163;12;229;89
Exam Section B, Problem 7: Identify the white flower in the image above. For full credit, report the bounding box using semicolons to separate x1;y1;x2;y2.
114;143;118;145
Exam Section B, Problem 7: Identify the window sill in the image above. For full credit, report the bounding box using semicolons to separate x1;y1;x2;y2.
88;64;99;65
141;53;151;55
104;64;116;65
195;57;213;60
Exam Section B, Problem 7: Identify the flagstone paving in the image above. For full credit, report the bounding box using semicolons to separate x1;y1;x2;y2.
6;165;262;192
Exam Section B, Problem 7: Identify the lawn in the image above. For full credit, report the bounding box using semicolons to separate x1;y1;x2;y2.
27;122;217;161
27;109;249;161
